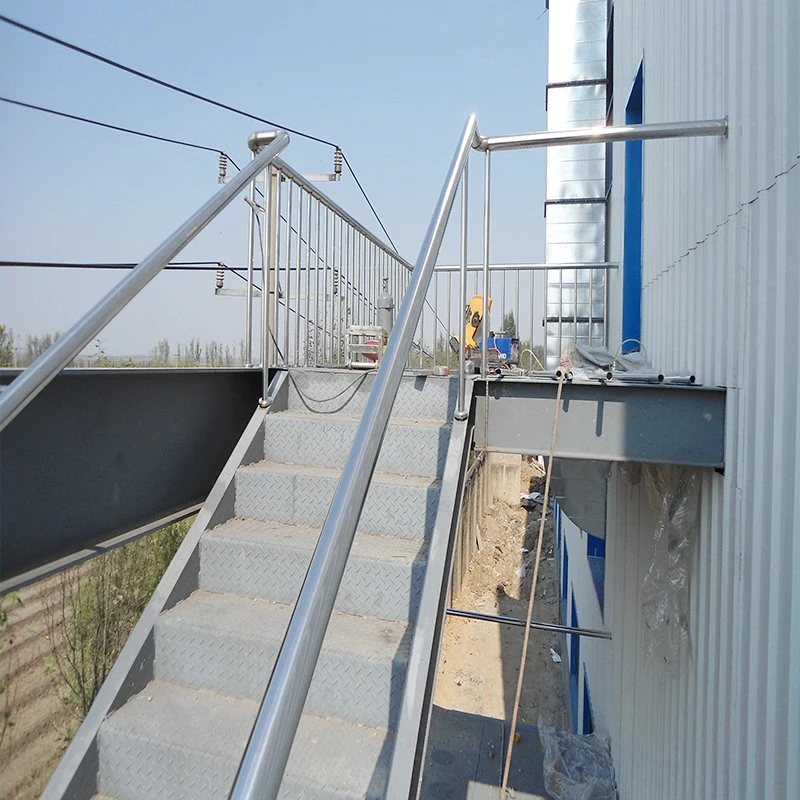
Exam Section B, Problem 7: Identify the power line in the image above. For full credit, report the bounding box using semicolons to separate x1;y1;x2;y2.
0;14;335;149
340;152;397;252
0;96;239;164
0;260;237;270
0;13;398;253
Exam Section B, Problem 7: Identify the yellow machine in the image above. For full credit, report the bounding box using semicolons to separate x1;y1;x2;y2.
449;294;492;354
463;294;491;351
449;294;519;370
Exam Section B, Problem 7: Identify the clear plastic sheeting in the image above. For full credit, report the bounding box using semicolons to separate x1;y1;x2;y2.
639;464;701;670
538;719;617;800
561;342;654;381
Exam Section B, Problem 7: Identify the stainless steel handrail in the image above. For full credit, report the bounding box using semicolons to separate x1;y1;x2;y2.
0;132;290;433
474;118;729;151
229;113;478;800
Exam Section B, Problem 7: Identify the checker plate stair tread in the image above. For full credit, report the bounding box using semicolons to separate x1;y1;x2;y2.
234;461;440;540
98;681;391;800
155;591;411;728
264;411;449;478
285;369;455;420
200;518;427;623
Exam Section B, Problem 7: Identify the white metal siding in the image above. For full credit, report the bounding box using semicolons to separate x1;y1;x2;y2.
582;0;800;797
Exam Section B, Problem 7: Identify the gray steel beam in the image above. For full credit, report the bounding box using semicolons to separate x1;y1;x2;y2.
472;377;725;468
0;368;264;583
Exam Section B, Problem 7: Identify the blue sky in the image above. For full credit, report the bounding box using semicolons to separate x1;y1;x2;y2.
0;0;548;356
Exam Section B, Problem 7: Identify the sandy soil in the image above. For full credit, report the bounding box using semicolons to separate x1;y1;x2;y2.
434;461;568;730
1;578;72;800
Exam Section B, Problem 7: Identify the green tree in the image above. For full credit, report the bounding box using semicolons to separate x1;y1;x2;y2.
501;311;517;338
0;325;13;367
46;520;190;720
24;331;61;365
151;339;170;366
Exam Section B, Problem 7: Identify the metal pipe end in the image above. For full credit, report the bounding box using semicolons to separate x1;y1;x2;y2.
454;410;469;421
248;130;280;153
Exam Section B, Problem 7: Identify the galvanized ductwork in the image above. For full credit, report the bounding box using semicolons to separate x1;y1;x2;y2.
545;0;610;367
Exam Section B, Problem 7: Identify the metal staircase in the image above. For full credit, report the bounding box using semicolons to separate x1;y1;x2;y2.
44;368;465;799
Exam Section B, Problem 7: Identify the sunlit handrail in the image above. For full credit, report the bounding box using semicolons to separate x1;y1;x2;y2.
228;113;478;800
0;132;290;433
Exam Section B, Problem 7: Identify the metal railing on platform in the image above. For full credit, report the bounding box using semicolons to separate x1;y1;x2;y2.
230;112;730;799
242;135;412;383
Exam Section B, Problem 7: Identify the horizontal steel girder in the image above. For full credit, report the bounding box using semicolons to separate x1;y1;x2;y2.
472;377;725;468
0;368;263;586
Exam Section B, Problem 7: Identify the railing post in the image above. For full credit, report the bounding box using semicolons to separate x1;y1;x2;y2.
261;165;280;404
481;149;491;378
245;153;257;367
456;159;469;420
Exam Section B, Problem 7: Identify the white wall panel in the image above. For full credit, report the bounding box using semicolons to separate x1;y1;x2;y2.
556;0;799;796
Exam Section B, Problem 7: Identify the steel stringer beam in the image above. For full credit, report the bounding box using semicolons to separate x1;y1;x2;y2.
472;376;725;468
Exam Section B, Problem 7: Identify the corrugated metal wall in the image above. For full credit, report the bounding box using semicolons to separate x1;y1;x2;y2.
574;0;799;797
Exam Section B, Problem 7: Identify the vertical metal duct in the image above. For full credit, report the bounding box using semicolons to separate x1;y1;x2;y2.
545;0;609;367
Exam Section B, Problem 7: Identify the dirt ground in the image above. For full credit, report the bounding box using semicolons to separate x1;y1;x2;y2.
434;460;568;730
1;578;72;800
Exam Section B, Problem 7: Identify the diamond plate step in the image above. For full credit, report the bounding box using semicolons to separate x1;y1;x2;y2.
155;591;411;729
98;681;391;800
235;461;440;540
265;411;450;478
200;518;427;623
286;368;456;420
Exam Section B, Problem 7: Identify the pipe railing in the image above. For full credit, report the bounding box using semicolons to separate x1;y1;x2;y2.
474;117;728;151
414;262;618;375
229;114;730;797
228;113;479;800
243;145;412;377
0;132;290;434
413;117;729;407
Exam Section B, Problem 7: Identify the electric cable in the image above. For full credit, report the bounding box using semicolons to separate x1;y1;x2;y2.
0;14;335;148
340;152;396;252
286;370;373;414
0;260;237;270
0;13;398;249
0;96;239;165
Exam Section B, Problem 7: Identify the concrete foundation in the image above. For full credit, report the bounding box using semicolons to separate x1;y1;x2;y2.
486;452;522;504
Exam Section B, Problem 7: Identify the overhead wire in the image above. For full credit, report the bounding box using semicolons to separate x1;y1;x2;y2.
0;13;397;250
0;14;335;148
1;99;386;309
0;96;239;165
0;260;238;270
